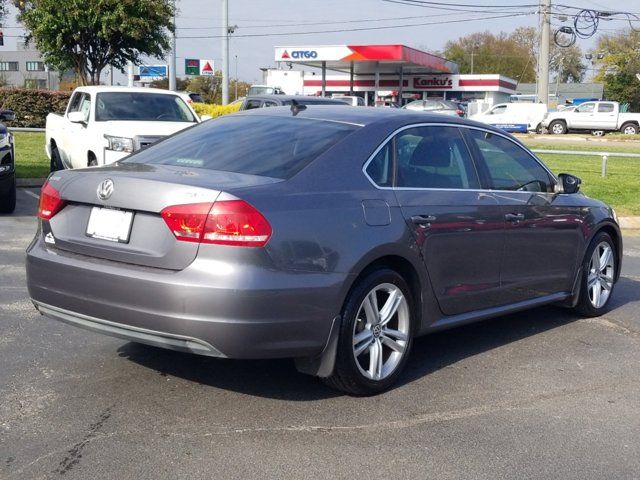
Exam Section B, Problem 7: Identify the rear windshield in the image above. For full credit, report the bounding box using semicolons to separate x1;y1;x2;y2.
281;99;348;106
95;92;196;122
123;115;359;179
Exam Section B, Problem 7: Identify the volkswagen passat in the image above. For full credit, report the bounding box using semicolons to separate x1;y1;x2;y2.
26;106;622;395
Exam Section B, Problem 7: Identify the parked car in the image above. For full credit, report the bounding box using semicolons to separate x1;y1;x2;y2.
470;103;548;133
46;87;202;171
331;95;366;106
0;109;16;214
27;106;622;395
402;99;465;117
542;101;640;135
239;95;350;110
247;85;285;96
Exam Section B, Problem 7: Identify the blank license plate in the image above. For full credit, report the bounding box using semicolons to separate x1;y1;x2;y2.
86;207;134;243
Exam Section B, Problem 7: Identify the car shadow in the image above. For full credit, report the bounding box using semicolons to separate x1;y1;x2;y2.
118;276;639;400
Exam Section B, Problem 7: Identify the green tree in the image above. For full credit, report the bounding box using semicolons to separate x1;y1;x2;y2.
18;0;174;85
442;28;585;84
594;29;640;111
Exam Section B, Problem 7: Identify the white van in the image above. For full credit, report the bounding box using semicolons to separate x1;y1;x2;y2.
470;103;548;134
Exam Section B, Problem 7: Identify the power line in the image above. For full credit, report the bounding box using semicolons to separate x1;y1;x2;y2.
176;11;536;39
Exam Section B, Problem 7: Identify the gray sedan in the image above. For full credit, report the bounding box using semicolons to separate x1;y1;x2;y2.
26;106;621;395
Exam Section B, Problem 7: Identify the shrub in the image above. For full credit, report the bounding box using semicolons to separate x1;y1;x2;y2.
0;88;71;128
192;102;241;119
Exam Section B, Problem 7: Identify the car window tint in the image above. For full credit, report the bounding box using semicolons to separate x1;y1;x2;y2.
79;94;91;120
395;126;480;189
125;116;358;179
366;142;392;187
598;103;614;113
468;129;552;192
244;99;262;110
67;92;83;114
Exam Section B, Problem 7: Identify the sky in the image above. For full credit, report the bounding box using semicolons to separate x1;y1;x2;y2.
2;0;640;85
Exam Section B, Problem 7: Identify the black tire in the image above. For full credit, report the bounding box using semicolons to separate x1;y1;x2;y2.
572;231;618;318
591;130;605;137
323;268;415;396
548;120;567;135
620;123;639;135
50;145;63;172
535;123;543;134
88;153;98;167
0;175;16;214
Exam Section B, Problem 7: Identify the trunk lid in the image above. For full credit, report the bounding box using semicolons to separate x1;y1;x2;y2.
45;163;281;270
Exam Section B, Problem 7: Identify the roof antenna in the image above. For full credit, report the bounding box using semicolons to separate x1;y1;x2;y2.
290;99;307;116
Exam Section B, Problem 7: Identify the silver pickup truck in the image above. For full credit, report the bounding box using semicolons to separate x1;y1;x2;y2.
542;101;640;135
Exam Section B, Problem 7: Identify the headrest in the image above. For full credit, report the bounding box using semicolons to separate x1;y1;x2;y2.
410;137;451;168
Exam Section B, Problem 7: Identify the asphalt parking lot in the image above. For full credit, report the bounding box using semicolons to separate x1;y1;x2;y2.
2;188;640;480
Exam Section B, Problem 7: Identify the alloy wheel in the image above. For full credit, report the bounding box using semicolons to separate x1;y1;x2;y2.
352;283;410;381
587;241;615;309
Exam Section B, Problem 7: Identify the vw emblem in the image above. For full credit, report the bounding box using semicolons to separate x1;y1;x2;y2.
97;179;114;201
372;324;382;338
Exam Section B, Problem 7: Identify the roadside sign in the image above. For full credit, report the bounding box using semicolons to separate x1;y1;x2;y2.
185;58;200;76
138;65;167;81
200;59;214;76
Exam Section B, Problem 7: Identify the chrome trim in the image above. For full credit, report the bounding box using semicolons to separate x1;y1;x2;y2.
362;122;558;193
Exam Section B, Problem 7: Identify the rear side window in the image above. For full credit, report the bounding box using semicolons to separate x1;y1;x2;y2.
395;126;480;189
125;116;358;179
467;129;553;192
244;99;262;110
598;103;614;113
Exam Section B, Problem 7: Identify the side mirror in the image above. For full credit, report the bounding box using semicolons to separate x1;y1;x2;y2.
68;111;87;124
0;109;15;122
558;173;581;194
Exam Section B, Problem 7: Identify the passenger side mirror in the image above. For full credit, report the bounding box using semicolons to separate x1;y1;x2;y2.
0;109;15;122
68;111;87;124
558;173;581;194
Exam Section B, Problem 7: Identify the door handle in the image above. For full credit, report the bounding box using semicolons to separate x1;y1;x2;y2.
411;215;437;225
505;213;525;222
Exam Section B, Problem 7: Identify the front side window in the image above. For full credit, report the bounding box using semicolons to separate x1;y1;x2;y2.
67;92;83;114
395;126;480;189
576;103;595;113
95;92;196;122
467;129;553;192
244;99;262;110
488;105;507;115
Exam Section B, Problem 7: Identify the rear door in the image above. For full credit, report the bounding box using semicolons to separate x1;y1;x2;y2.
464;128;583;303
593;102;618;130
387;124;505;315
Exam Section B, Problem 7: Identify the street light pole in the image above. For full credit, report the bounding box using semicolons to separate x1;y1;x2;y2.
537;0;551;106
221;0;229;105
235;54;238;100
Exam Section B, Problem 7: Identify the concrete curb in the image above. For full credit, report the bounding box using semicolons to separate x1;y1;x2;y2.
17;178;46;188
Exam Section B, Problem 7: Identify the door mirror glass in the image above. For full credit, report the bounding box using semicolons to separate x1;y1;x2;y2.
558;173;581;194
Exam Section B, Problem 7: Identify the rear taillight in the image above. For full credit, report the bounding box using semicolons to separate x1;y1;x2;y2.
161;200;272;247
38;181;66;220
456;109;465;117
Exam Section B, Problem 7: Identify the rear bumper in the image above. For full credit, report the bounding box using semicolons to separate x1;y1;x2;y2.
26;235;349;359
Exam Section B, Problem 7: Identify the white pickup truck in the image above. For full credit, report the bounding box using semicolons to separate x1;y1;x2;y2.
542;101;640;135
46;86;202;170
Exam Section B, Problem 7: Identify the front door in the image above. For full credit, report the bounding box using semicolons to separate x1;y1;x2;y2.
464;128;583;304
390;125;505;316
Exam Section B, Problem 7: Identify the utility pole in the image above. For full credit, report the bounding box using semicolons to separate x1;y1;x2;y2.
221;0;229;105
235;54;238;100
537;0;551;106
127;61;134;87
169;0;177;91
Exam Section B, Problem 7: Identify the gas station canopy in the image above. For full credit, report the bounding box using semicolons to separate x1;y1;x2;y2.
274;44;458;75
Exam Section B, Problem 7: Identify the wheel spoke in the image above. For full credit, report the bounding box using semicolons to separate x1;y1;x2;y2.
353;330;373;357
591;249;600;272
599;246;613;272
381;334;405;354
362;292;379;325
591;282;601;308
599;278;611;291
382;327;407;342
368;340;383;380
379;288;403;326
587;272;598;289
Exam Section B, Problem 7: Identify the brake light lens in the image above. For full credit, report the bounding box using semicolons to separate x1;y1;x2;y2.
161;200;272;247
38;181;66;220
456;109;465;117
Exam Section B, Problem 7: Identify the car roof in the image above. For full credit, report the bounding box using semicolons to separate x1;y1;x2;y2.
74;86;181;96
232;105;510;132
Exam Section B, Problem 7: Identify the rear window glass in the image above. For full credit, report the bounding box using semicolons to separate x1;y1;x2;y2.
124;115;358;179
